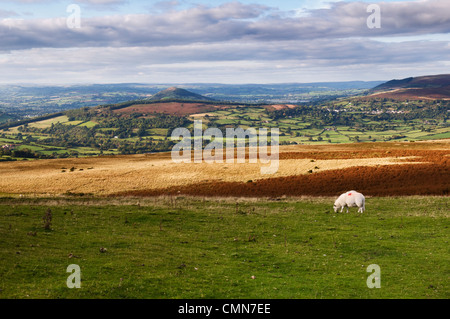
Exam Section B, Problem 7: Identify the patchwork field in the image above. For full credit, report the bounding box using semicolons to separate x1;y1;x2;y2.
0;140;448;198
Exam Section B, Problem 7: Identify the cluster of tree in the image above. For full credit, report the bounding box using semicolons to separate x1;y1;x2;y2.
15;112;189;154
117;139;175;154
267;100;449;128
0;147;52;160
267;105;361;127
0;112;64;130
99;113;188;136
66;107;94;122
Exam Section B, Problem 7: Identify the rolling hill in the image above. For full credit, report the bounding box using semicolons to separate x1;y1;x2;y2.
109;87;227;116
149;87;215;102
109;87;297;116
368;74;450;100
0;79;448;161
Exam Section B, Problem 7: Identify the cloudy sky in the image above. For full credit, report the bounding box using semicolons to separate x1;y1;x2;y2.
0;0;448;84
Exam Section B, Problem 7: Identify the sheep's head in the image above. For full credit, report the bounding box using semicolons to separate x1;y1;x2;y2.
333;201;340;213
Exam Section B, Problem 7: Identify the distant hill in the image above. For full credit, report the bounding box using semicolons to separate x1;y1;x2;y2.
149;87;215;102
368;74;450;100
0;81;383;119
102;87;219;116
106;87;224;116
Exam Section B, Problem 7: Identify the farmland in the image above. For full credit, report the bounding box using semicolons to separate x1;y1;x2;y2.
0;97;448;161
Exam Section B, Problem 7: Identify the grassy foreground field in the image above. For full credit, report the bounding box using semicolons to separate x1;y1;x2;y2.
0;196;448;299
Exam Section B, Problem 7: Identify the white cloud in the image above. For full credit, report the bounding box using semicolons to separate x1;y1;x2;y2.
0;0;448;51
0;0;448;83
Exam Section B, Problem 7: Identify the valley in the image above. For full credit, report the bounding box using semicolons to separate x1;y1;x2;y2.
0;95;448;161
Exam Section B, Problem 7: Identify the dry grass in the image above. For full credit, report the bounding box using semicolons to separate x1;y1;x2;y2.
0;141;448;197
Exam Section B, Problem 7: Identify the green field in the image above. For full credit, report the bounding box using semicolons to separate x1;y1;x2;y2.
28;115;70;129
0;196;448;299
1;98;449;158
78;121;99;128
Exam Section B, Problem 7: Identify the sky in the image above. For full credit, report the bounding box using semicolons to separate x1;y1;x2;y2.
0;0;448;84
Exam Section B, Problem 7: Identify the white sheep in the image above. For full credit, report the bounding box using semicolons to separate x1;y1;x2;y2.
333;190;365;213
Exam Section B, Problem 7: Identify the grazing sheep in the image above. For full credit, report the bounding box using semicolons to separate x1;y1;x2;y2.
333;190;365;213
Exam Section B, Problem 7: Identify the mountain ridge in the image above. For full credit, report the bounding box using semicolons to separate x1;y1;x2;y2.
368;74;450;100
149;87;215;102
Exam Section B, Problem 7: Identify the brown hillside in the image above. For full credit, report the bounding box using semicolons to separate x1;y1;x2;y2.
113;102;295;116
115;142;450;198
369;86;450;100
1;141;448;198
368;74;450;100
113;102;228;116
